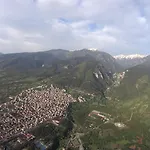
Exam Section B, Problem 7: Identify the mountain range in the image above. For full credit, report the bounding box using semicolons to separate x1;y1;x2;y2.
0;49;123;103
0;49;121;72
109;55;150;100
0;50;150;98
114;54;147;69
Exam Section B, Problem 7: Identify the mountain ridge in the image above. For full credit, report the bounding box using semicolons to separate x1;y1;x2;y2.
0;49;122;73
0;49;122;103
114;54;147;59
114;54;148;69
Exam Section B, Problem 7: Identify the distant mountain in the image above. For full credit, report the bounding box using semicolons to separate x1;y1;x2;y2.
108;55;150;100
114;54;147;69
114;54;146;59
144;55;150;65
0;49;122;73
87;48;98;51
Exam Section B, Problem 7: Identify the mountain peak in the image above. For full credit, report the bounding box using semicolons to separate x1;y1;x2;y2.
114;54;148;69
88;48;98;51
114;54;147;60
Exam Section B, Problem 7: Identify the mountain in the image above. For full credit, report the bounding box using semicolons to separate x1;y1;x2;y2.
0;49;123;102
56;55;150;150
36;50;122;94
43;57;114;93
114;54;147;69
1;51;150;149
88;48;98;51
0;49;122;73
108;55;150;100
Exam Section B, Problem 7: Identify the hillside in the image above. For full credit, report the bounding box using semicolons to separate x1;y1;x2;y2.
0;49;122;73
1;52;150;150
0;49;122;103
108;56;150;100
57;56;150;150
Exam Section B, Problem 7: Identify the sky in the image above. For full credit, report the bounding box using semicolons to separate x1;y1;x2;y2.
0;0;150;55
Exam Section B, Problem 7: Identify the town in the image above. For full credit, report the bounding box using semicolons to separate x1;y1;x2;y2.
0;85;76;142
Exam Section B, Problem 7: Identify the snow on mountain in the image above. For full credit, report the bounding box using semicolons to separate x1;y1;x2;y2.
114;54;147;60
88;48;98;51
114;54;147;69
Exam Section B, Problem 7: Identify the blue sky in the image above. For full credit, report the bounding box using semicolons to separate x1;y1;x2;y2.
0;0;150;55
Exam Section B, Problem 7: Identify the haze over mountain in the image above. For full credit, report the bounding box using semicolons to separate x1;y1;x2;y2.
114;54;147;69
0;49;121;72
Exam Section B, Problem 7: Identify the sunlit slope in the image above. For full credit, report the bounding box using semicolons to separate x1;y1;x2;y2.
108;62;150;101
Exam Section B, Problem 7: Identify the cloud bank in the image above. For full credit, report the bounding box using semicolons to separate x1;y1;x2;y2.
0;0;150;54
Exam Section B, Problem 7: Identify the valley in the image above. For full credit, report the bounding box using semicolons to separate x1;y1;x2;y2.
0;49;150;150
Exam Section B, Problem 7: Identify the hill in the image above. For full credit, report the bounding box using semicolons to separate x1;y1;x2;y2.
108;56;150;100
1;51;150;150
57;56;150;150
0;49;122;73
0;49;122;103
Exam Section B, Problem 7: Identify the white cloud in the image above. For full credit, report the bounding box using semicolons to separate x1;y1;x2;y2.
23;41;44;51
0;38;10;44
102;26;122;35
24;33;44;38
138;16;147;24
0;0;149;54
71;20;92;29
4;27;22;39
